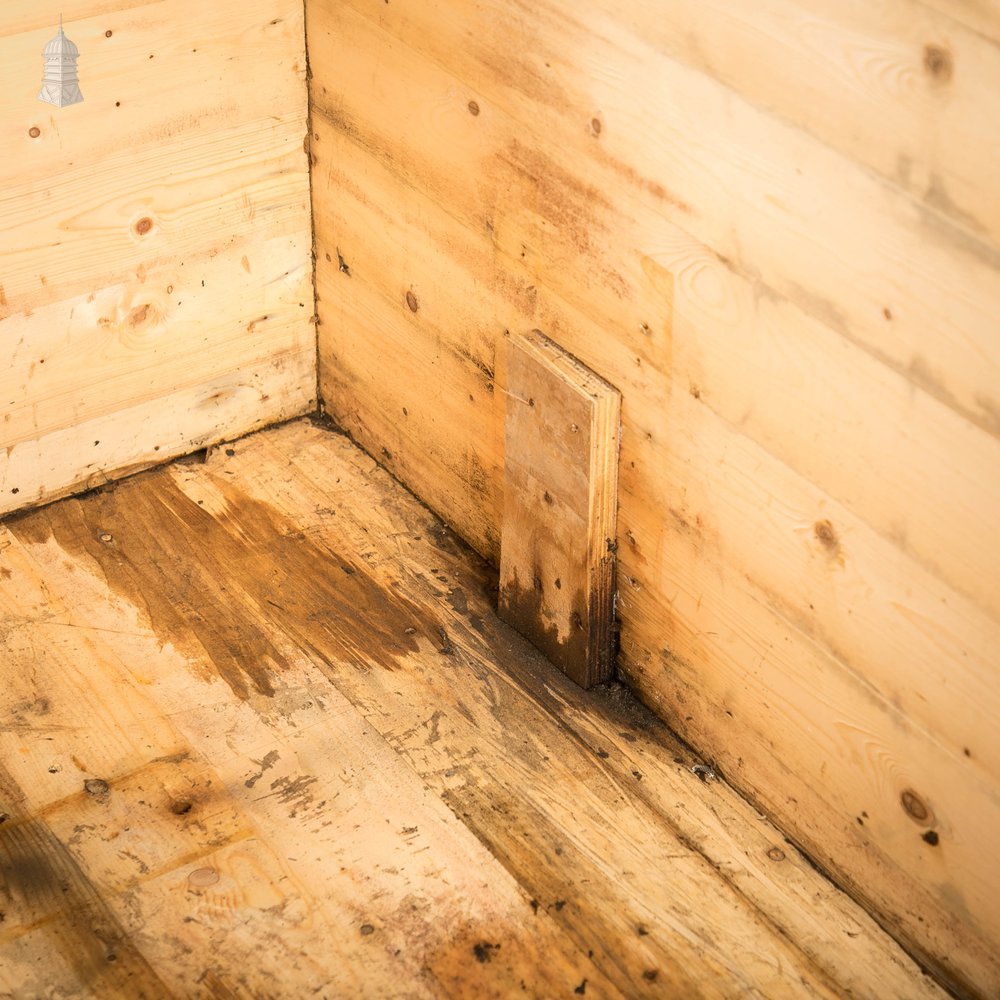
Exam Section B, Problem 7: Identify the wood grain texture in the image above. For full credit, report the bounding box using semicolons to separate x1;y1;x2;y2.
307;2;1000;995
599;0;1000;249
499;331;620;688
313;0;1000;439
0;0;315;516
0;420;947;1000
917;0;1000;42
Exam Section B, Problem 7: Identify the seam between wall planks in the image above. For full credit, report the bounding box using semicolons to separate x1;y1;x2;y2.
302;0;323;416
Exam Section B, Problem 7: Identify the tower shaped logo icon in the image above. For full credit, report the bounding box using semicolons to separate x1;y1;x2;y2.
38;18;83;108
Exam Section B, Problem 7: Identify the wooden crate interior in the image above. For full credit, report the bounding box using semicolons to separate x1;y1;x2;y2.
2;1;999;997
0;2;315;515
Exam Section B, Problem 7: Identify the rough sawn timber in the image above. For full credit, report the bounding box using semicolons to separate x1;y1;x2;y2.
306;2;1000;994
0;0;315;517
499;330;621;689
0;420;947;999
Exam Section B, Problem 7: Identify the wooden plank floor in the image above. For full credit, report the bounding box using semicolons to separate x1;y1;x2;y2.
0;420;947;1000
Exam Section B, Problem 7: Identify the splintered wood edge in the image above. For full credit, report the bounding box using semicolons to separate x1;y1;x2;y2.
503;330;622;687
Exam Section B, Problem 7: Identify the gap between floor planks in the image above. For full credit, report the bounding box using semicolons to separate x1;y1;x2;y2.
0;419;947;999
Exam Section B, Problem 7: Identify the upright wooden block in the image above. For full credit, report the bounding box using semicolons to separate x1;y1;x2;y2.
499;331;621;688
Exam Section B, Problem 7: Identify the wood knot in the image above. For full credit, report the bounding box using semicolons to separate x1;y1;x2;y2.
126;303;151;328
923;44;953;83
813;519;837;549
405;290;418;312
813;519;845;566
134;217;154;236
901;788;933;825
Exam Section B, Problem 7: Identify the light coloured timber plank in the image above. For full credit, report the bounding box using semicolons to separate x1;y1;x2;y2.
0;1;153;39
309;4;1000;627
0;112;307;318
0;1;308;314
0;240;311;454
0;347;313;517
590;0;1000;249
311;157;507;559
644;229;1000;628
313;263;503;559
917;0;1000;41
0;0;313;516
499;331;620;688
317;0;1000;442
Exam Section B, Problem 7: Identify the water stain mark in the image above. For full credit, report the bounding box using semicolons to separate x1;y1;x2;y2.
9;477;436;702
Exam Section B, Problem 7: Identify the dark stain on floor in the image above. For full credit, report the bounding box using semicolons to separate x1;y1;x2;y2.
9;475;439;702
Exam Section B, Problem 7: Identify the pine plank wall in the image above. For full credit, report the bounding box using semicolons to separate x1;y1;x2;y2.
306;1;1000;997
0;1;315;514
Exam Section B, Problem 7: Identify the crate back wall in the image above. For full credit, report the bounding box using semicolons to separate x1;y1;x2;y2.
0;1;315;514
306;1;1000;996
